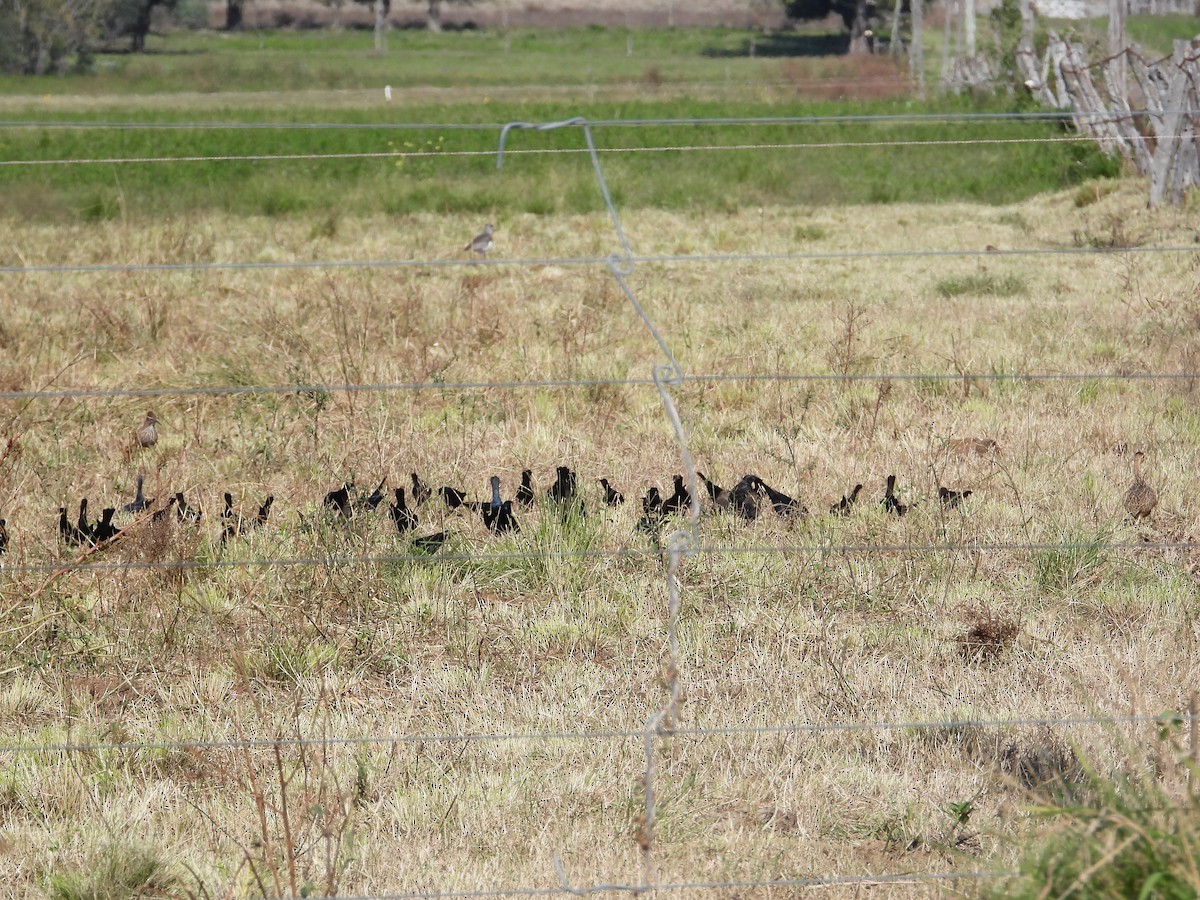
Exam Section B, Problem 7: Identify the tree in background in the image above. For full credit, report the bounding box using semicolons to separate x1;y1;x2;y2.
782;0;877;53
104;0;179;50
225;0;243;29
0;0;103;73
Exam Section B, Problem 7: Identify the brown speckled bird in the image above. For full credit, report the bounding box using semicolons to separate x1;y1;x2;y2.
135;411;159;448
1123;451;1157;521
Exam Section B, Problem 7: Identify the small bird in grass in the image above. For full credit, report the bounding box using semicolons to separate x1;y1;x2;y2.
729;476;761;521
464;223;494;258
135;411;159;449
831;484;863;516
439;485;469;510
150;495;178;523
77;498;93;545
361;477;388;513
256;495;274;526
59;507;83;547
412;531;447;555
661;474;693;517
122;475;153;515
548;466;585;518
389;487;419;534
324;482;354;519
482;476;520;534
698;471;730;510
175;492;202;525
93;508;117;543
938;486;973;509
882;475;909;517
221;492;272;545
599;478;625;506
0;518;8;556
753;476;808;518
637;486;664;534
1124;450;1158;521
516;470;536;508
410;472;433;507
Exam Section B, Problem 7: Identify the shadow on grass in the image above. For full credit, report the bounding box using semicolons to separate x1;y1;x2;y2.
702;31;850;57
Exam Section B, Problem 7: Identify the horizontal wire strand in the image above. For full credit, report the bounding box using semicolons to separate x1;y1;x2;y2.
4;244;1199;276
0;712;1182;755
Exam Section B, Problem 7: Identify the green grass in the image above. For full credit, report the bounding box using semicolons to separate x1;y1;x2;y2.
0;95;1120;221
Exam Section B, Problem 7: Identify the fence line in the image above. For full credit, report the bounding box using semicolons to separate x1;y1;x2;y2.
4;244;1198;277
0;369;1197;403
5;109;1200;131
0;712;1184;756
1;538;1192;578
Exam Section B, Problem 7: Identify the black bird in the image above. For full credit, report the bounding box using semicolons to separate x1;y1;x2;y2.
481;476;503;531
0;518;7;556
93;508;118;543
76;498;93;544
637;486;664;534
939;486;973;509
831;484;863;516
599;478;625;506
256;495;274;526
516;469;536;508
439;485;469;510
882;475;909;517
324;482;354;519
661;474;693;517
175;492;202;524
389;487;419;534
494;500;520;534
361;477;388;512
548;466;585;518
412;531;447;555
122;474;153;514
698;471;730;510
150;495;178;523
220;492;239;545
410;472;432;507
753;476;808;518
729;476;761;521
59;506;83;547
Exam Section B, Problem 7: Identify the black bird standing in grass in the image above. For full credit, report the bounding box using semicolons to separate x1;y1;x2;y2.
938;486;973;509
831;484;863;516
661;474;693;517
548;465;585;518
389;487;418;534
150;495;178;523
59;507;83;547
412;531;447;555
439;485;468;510
882;475;909;517
698;471;730;510
256;495;274;527
410;472;432;507
637;486;664;534
76;498;93;545
482;476;502;531
122;474;152;514
175;492;202;525
93;508;117;543
324;482;354;519
516;470;536;508
729;476;761;521
0;518;7;557
599;478;625;506
753;476;808;518
361;477;388;513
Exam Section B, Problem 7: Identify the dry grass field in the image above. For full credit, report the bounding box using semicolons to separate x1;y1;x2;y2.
3;177;1200;897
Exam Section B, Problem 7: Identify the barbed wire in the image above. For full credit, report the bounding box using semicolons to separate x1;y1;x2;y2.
0;133;1137;168
0;712;1184;756
4;243;1198;277
0;538;1191;577
4;108;1199;131
0;369;1197;403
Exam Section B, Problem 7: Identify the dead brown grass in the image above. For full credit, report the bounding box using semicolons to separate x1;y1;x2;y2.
2;181;1200;896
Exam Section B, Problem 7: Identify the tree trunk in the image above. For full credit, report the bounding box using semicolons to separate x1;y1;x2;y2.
225;0;243;30
374;0;389;52
889;0;902;56
963;0;975;57
910;0;923;92
847;0;870;54
426;0;442;31
1108;0;1126;103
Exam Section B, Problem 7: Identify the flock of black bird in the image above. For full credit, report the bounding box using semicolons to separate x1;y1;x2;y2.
0;466;973;562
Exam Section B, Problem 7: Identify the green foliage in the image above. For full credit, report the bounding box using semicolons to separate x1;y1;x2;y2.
992;723;1200;899
935;272;1027;298
48;843;186;900
0;0;103;74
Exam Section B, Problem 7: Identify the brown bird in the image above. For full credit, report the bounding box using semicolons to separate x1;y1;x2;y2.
1123;451;1157;521
135;411;159;449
